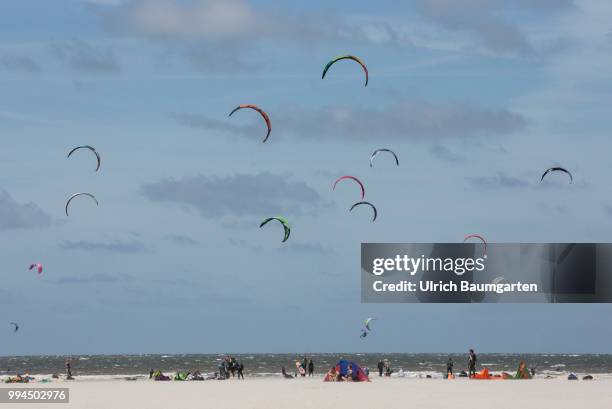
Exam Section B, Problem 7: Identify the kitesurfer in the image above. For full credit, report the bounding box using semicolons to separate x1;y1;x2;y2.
237;362;244;379
66;360;73;380
446;357;454;377
468;349;477;378
308;359;314;376
377;360;384;376
229;356;236;378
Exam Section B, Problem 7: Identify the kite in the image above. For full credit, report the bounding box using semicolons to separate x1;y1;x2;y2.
370;149;399;167
28;263;43;274
365;317;376;331
463;234;487;257
540;167;573;184
65;192;99;216
332;176;365;200
259;217;291;243
229;104;272;143
322;55;369;87
67;145;101;172
350;201;377;222
10;322;19;332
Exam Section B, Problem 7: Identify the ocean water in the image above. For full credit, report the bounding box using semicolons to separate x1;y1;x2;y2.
1;353;611;380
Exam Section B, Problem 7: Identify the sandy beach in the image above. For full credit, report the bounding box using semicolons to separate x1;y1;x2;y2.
4;377;612;409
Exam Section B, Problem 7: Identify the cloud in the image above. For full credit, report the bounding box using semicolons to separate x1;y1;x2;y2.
127;0;260;39
142;172;321;218
163;234;198;246
174;102;527;141
0;189;51;230
429;144;465;162
59;239;146;253
120;0;404;43
468;172;531;189
414;0;575;56
51;40;119;73
105;0;407;72
0;55;41;72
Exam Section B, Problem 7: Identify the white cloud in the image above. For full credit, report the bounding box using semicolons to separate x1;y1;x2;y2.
0;189;51;230
129;0;258;38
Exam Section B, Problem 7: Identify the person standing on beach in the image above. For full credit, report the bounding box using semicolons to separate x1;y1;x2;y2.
468;349;477;378
219;358;228;379
377;360;384;376
308;359;314;376
228;357;236;378
446;357;454;377
237;361;244;379
65;360;73;380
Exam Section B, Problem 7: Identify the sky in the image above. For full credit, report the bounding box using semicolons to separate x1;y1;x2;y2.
1;0;612;355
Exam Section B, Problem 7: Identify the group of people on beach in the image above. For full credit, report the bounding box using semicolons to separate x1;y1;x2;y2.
376;359;393;376
281;357;314;378
218;356;244;379
444;349;478;378
4;360;74;384
444;349;535;379
325;363;360;381
149;355;245;381
299;358;315;376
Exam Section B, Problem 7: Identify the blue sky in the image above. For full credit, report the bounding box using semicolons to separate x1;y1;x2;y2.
2;0;612;355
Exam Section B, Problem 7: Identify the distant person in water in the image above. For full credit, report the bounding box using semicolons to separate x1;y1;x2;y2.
446;357;454;377
308;359;314;376
377;360;384;376
468;349;477;378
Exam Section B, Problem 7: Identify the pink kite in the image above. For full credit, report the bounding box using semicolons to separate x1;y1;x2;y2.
332;176;365;200
29;263;43;274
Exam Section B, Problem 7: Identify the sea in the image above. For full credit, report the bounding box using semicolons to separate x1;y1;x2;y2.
1;353;611;380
